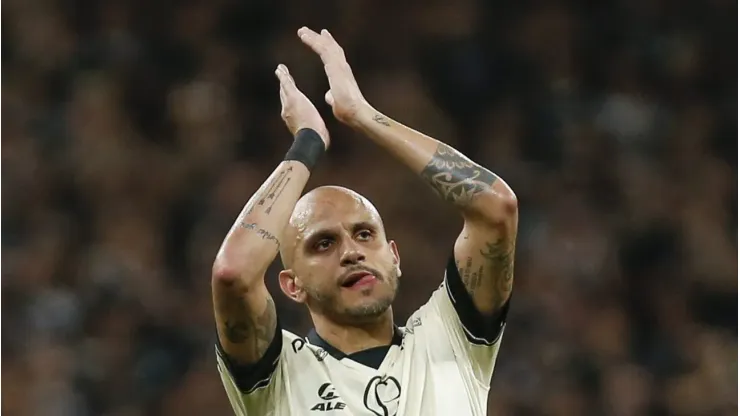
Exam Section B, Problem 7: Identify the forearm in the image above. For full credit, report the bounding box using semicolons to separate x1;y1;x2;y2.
352;105;516;220
213;161;310;283
211;60;328;364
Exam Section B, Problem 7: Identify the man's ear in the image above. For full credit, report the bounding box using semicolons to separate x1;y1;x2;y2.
389;240;402;277
278;269;307;304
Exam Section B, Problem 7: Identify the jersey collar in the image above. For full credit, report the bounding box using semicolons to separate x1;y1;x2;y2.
306;326;404;362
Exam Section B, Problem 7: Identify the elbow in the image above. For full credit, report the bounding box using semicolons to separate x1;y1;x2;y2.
212;255;266;289
492;192;518;224
475;185;518;225
212;261;241;287
498;190;518;218
212;252;250;286
211;240;253;285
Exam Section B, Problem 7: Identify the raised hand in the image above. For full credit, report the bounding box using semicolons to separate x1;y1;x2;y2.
297;27;368;125
275;63;330;149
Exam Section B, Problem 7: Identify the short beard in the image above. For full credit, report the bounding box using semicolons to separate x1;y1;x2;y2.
342;294;394;323
304;269;399;325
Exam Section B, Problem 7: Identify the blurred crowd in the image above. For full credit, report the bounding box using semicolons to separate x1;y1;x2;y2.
2;0;737;415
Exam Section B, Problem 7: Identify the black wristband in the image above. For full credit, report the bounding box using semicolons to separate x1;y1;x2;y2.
284;129;325;171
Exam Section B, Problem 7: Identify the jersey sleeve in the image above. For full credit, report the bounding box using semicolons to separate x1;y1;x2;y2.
215;322;285;416
419;254;510;384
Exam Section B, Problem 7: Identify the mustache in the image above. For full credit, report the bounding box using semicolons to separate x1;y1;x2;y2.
339;266;384;283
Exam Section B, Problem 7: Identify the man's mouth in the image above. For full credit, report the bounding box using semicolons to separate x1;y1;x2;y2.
341;271;378;288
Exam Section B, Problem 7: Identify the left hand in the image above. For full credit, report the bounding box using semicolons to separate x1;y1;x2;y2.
275;63;331;149
298;27;367;125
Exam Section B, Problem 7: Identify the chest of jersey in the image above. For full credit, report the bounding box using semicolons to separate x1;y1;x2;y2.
277;323;478;416
218;285;502;416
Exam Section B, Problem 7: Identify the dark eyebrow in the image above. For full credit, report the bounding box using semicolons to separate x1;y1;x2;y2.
352;221;378;233
303;228;336;250
303;221;378;249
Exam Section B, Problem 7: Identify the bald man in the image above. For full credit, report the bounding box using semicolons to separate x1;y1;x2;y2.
212;28;518;416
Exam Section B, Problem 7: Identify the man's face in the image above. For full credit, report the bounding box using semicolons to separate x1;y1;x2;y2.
284;189;400;324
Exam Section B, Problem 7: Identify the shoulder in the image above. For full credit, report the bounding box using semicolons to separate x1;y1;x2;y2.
216;327;305;394
401;257;509;351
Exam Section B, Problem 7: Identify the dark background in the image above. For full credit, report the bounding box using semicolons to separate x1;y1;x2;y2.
2;0;737;415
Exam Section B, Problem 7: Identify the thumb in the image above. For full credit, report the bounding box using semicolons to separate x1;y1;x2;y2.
324;90;334;107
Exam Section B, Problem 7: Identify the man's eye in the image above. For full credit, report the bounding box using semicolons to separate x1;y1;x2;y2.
357;230;373;241
316;240;333;251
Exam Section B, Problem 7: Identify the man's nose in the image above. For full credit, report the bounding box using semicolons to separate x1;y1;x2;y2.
340;245;366;267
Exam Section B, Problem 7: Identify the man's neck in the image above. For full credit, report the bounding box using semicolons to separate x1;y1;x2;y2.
311;311;395;355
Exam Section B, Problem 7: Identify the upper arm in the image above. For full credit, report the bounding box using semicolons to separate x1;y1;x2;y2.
212;274;282;393
453;213;517;316
453;172;518;314
418;141;518;315
213;275;277;364
419;257;511;384
422;212;515;382
216;327;286;416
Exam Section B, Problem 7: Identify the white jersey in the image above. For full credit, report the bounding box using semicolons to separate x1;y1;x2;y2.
216;257;509;416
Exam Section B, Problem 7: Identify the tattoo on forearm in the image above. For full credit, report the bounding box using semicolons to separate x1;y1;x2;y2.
247;166;294;216
421;143;498;205
266;178;290;214
222;295;276;355
373;114;391;126
260;168;292;214
239;222;281;248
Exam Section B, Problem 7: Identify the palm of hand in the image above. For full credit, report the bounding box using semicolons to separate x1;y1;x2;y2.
286;93;327;137
299;28;367;125
276;64;330;148
324;76;365;124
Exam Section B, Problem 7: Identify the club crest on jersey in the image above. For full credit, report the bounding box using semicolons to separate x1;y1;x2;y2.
311;383;346;412
363;375;401;416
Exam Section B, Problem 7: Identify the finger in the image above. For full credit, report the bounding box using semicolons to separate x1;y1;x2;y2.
274;64;296;89
321;29;335;41
324;90;334;107
321;29;345;59
297;26;326;57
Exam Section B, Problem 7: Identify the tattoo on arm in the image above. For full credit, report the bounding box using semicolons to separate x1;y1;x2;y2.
239;222;281;248
420;143;498;206
221;294;277;356
373;114;391;126
456;256;485;293
222;292;252;343
245;166;294;216
480;237;515;307
456;236;515;310
259;168;292;214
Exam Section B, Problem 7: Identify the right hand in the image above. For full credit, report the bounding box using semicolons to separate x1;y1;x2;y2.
275;64;330;149
297;27;368;126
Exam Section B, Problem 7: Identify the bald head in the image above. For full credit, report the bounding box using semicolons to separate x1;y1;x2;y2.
280;186;384;269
